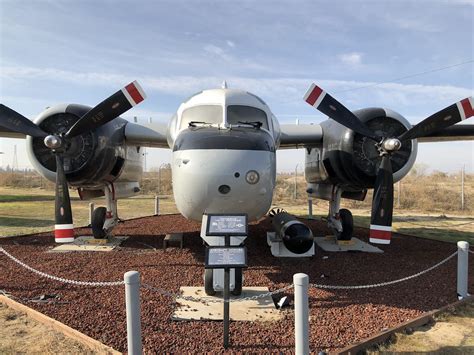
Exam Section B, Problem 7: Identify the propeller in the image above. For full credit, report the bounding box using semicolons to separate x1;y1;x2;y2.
305;83;473;244
0;81;146;243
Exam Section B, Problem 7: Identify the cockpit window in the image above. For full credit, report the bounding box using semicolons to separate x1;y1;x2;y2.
180;105;223;130
227;105;269;130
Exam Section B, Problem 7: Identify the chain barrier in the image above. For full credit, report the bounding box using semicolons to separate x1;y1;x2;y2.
0;247;124;287
142;283;293;304
311;251;458;290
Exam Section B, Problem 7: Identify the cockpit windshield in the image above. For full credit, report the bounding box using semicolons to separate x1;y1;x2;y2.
180;105;223;130
227;105;269;130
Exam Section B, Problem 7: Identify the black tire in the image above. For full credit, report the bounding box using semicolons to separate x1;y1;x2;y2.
204;269;216;296
91;207;107;239
337;208;354;241
231;268;243;296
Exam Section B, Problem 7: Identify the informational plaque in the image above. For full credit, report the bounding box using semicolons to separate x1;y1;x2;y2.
205;214;248;236
205;246;247;269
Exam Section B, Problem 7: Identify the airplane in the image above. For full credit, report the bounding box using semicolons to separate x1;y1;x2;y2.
1;80;473;292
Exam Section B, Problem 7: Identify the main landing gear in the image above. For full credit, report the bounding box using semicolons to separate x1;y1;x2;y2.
204;268;243;296
91;183;119;239
326;186;354;241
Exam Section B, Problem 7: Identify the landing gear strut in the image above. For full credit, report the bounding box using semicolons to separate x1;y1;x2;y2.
204;268;243;296
327;186;354;241
91;182;119;239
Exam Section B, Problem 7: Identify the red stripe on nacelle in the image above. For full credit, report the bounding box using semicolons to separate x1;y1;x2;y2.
461;98;474;119
305;86;323;106
369;228;391;241
125;83;144;105
55;228;74;239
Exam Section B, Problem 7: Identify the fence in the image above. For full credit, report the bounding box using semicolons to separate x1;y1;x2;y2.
0;242;471;355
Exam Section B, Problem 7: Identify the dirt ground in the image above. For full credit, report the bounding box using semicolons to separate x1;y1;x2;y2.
372;300;474;353
0;302;93;354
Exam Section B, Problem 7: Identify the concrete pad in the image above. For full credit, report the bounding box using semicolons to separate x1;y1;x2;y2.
314;237;383;253
50;236;128;252
172;287;282;322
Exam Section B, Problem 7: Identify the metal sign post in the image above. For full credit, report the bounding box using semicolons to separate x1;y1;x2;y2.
204;214;248;349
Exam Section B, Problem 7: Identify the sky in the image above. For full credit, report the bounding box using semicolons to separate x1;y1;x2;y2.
0;0;473;174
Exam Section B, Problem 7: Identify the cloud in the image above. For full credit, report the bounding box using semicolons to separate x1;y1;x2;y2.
2;65;472;114
226;40;235;48
339;52;363;66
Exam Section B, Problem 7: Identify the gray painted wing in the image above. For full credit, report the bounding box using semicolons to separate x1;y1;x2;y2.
0;126;26;139
279;124;323;149
124;121;170;148
416;124;474;142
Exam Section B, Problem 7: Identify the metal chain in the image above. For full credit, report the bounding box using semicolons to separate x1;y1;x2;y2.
0;247;124;287
142;283;293;304
312;251;458;290
469;249;474;255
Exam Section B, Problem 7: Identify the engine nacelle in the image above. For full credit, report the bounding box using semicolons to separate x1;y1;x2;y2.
26;104;143;190
305;108;418;199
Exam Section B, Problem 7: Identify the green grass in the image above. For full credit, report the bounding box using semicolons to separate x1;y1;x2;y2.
0;187;472;243
0;187;178;236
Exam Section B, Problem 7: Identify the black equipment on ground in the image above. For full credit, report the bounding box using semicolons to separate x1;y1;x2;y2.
271;211;314;254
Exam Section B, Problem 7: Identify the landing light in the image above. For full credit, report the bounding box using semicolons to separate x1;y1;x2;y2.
245;170;259;184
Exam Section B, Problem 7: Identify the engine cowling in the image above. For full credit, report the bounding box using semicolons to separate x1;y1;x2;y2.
26;104;143;189
305;108;418;191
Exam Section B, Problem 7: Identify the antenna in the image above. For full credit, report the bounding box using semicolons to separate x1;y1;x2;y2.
222;80;228;89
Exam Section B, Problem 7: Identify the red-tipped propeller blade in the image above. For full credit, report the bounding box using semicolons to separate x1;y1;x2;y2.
66;80;146;138
54;154;74;243
369;155;394;244
304;83;379;140
399;97;473;141
0;104;48;137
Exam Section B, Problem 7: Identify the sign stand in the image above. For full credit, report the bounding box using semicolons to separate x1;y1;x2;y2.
204;214;248;349
223;234;230;348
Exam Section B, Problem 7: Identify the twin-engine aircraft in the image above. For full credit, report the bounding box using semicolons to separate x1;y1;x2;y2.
1;81;473;248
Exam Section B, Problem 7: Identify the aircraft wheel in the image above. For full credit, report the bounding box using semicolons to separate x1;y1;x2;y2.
204;269;216;296
337;208;354;241
91;207;107;239
231;268;243;296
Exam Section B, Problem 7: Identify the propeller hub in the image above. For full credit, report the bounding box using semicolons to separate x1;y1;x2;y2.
44;135;62;149
382;138;402;152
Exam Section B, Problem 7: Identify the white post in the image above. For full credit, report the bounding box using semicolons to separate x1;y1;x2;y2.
89;203;94;225
124;271;142;355
294;273;309;355
154;196;159;216
308;198;313;219
457;241;469;299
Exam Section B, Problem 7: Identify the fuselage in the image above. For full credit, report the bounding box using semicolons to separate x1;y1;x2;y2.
168;88;281;222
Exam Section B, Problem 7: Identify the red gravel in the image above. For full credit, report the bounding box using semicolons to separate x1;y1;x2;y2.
0;214;472;353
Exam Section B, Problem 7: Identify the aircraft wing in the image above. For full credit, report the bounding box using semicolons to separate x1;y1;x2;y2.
0;126;26;139
124;121;170;148
0;120;171;148
278;124;323;149
416;124;474;142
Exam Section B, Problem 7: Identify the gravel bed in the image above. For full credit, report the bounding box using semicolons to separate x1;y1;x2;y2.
0;214;472;353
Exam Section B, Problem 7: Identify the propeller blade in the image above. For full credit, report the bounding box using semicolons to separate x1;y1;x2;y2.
66;80;146;138
0;104;48;137
370;155;394;245
399;97;473;141
54;154;74;243
304;83;379;140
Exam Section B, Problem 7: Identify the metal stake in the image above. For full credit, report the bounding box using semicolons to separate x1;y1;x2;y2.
294;273;309;355
457;241;469;299
154;196;160;216
124;271;143;355
308;198;313;219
